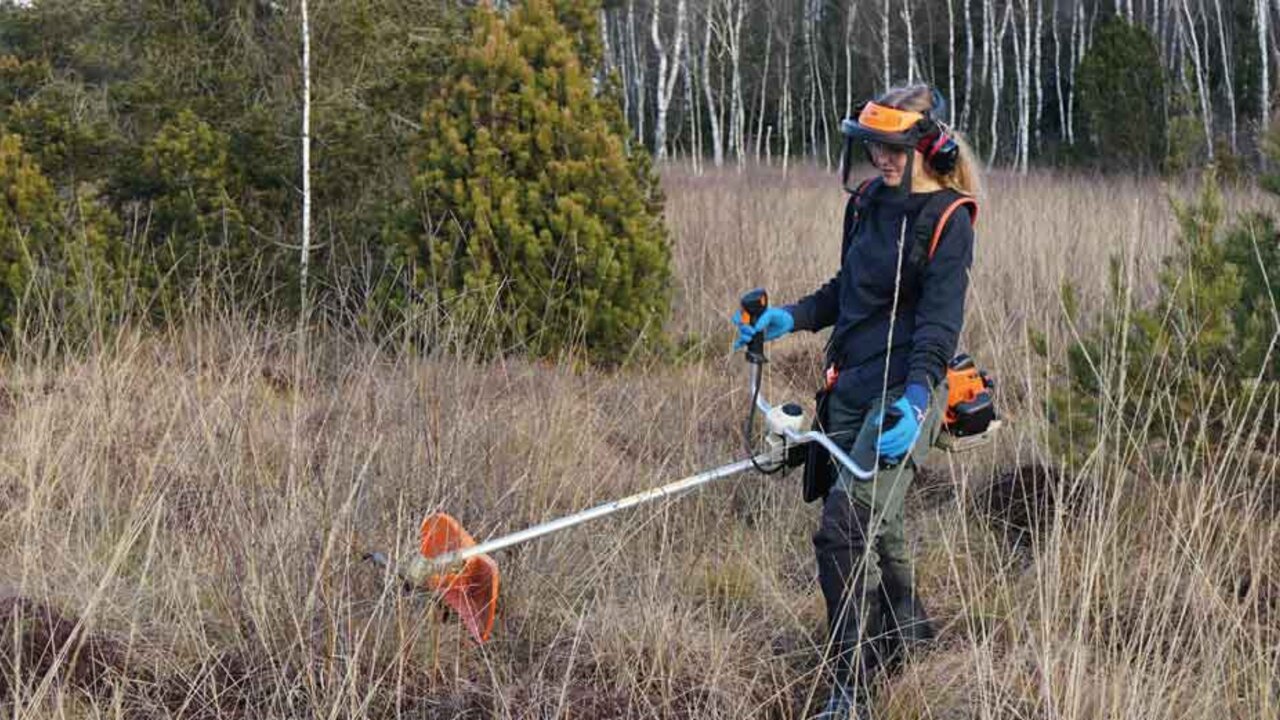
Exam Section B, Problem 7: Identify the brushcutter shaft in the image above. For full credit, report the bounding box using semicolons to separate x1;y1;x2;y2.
424;454;773;568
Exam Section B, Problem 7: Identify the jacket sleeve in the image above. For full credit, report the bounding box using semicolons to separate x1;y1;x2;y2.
785;196;857;332
907;206;974;390
785;274;840;332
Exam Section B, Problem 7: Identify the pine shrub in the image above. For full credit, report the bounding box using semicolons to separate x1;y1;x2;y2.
0;131;120;341
1045;168;1278;467
411;0;671;363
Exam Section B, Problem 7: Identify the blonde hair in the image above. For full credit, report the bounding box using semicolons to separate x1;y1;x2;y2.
878;84;983;197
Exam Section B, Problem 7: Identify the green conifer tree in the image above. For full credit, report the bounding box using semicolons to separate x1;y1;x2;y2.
413;0;671;363
1076;17;1166;172
0;131;58;337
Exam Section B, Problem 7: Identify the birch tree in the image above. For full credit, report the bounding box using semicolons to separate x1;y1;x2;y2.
299;0;312;320
990;1;1012;165
650;0;687;160
1259;0;1270;160
1033;0;1042;151
1012;0;1029;171
1053;0;1066;148
723;0;746;165
701;3;724;166
882;0;891;89
845;0;860;117
628;0;646;144
947;0;957;119
781;8;794;172
902;0;917;84
1179;0;1215;160
961;0;975;131
1210;0;1235;152
755;0;775;160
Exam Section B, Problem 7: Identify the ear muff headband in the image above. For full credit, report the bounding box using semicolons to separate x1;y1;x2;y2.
916;119;960;175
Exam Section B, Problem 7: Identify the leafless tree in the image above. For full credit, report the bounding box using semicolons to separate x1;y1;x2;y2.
651;0;688;161
299;0;312;320
1210;0;1235;152
1179;0;1214;160
1259;0;1270;162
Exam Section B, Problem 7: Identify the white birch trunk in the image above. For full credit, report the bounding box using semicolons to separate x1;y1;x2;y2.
600;9;613;76
807;0;831;167
1052;0;1066;147
1211;0;1236;152
756;7;773;160
1155;0;1165;60
1180;0;1215;160
782;27;793;173
728;0;746;165
980;0;993;140
882;0;891;89
846;0;859;116
961;0;974;131
903;0;917;85
1033;0;1042;152
702;11;724;166
947;0;957;119
630;1;646;146
615;7;631;122
685;27;702;173
652;0;688;162
1260;0;1270;160
1012;0;1028;171
1066;0;1080;145
990;1;1012;166
299;0;311;319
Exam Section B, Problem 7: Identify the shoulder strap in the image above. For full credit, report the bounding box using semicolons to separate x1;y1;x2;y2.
850;177;879;217
910;190;977;266
853;177;879;198
841;177;881;257
928;196;978;260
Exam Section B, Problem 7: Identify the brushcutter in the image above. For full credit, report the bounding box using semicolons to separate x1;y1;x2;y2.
366;289;1005;643
364;288;879;644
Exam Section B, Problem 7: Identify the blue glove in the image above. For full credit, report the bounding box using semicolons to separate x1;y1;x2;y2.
874;385;930;461
733;307;794;350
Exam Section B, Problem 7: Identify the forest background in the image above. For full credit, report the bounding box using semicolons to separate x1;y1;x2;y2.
2;0;1276;343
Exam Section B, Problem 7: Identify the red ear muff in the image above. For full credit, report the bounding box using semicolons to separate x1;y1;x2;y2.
917;121;959;175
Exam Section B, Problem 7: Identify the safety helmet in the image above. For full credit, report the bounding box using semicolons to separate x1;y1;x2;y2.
838;87;959;192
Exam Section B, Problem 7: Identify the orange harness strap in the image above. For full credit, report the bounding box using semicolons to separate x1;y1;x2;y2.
927;196;978;261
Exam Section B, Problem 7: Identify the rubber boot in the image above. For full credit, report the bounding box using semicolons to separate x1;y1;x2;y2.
814;493;882;720
877;572;935;678
814;679;874;720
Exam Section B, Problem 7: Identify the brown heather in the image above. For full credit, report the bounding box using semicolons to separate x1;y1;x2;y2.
0;164;1276;718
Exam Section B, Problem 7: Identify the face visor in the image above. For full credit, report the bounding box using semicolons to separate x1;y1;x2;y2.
839;101;927;193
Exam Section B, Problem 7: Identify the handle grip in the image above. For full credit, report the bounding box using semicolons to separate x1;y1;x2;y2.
739;288;769;364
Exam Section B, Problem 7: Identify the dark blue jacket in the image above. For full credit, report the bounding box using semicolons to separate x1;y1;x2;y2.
785;181;974;407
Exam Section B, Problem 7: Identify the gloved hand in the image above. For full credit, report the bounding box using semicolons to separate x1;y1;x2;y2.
733;306;794;350
874;385;930;462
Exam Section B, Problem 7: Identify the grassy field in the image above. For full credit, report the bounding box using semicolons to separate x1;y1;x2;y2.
1;164;1277;719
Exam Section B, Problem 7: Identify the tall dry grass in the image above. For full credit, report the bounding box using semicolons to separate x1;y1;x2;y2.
0;164;1276;719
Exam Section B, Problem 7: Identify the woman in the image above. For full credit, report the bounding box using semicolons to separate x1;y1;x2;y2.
734;84;982;719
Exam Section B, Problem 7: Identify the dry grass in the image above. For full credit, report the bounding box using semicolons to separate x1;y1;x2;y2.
1;164;1277;718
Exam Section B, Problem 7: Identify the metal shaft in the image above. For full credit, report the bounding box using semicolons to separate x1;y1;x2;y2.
427;453;772;567
413;362;875;571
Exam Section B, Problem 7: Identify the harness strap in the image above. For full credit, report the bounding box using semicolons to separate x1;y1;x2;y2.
927;196;978;260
